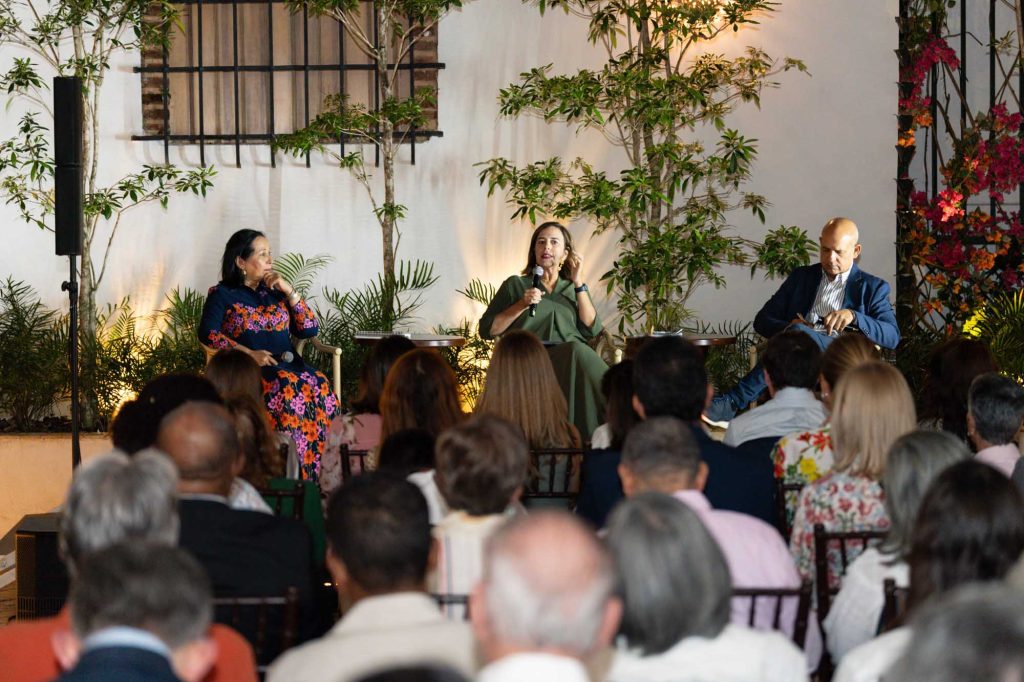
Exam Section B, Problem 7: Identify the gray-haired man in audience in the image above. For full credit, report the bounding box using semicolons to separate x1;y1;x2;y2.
53;543;217;682
471;511;621;682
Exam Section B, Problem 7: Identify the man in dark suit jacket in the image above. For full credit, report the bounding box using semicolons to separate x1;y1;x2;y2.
629;336;777;524
709;217;900;421
54;543;216;682
157;401;326;647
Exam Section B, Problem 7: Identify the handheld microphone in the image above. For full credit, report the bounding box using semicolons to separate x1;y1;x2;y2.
279;351;294;363
530;265;543;318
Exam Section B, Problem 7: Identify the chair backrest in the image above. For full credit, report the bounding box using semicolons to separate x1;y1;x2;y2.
522;448;586;511
813;523;887;619
775;479;805;537
213;586;300;674
339;445;371;480
258;480;305;521
431;592;471;621
879;577;909;634
732;580;813;648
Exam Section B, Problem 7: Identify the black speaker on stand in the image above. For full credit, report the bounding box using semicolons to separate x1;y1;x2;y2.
54;76;83;470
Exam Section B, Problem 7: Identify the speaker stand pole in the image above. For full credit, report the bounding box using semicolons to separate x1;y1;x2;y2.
62;256;81;469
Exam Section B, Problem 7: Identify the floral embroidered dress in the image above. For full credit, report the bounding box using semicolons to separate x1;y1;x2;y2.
199;283;339;481
773;424;835;530
789;470;889;589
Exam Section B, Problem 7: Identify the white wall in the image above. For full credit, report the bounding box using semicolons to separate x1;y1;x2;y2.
0;0;897;333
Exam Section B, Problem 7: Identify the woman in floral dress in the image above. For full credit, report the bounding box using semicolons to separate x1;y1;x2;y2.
773;334;880;527
200;229;338;482
789;361;916;588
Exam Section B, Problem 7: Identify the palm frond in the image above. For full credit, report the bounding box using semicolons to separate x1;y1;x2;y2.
274;252;334;299
457;278;498;306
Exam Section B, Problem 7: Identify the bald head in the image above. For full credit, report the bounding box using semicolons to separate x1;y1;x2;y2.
156;401;238;495
819;217;861;279
472;511;619;661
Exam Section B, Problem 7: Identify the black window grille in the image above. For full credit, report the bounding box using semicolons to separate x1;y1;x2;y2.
133;0;444;168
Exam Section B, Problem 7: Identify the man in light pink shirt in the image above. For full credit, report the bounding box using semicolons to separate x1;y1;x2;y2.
968;373;1024;477
618;416;822;667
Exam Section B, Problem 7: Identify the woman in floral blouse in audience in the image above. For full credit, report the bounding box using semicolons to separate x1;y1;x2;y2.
789;361;916;587
773;335;880;526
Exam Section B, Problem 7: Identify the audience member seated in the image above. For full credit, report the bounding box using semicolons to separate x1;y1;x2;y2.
790;361;916;586
267;473;476;682
723;330;826;448
53;543;217;682
617;417;819;664
824;430;968;661
605;493;808;682
378;428;447;523
576;360;640;528
629;336;777;524
772;334;879;490
0;450;257;682
917;337;998;442
111;373;271;513
834;460;1024;682
968;372;1024;476
156;402;325;643
110;373;221;454
471;512;621;682
362;348;465;475
206;348;297;475
222;395;279;514
321;335;416;499
475;329;582;450
884;585;1024;682
430;415;529;614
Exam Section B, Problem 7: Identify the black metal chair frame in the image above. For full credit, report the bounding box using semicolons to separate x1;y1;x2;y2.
732;580;813;648
879;577;909;634
521;448;587;510
812;523;888;620
339;444;371;480
213;586;300;675
775;479;805;538
258;480;305;521
431;592;471;621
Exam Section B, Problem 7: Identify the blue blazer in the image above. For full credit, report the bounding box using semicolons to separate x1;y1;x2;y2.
753;263;901;349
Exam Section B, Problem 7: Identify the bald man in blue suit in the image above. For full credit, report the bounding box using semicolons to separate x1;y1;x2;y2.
708;217;900;421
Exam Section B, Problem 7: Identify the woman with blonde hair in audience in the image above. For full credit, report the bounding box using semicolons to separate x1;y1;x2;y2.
833;460;1024;682
606;493;808;681
790;361;916;587
475;329;581;449
824;430;969;662
773;334;880;489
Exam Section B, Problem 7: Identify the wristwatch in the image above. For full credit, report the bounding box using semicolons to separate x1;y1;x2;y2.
574;284;589;294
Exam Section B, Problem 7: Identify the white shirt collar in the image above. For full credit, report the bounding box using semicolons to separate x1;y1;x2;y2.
83;626;172;658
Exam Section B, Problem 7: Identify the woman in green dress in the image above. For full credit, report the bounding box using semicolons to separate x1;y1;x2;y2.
479;221;608;440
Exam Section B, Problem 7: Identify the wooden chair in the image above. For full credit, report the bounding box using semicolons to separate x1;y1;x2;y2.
432;593;471;621
339;445;371;480
732;580;813;648
213;586;300;675
521;448;586;511
775;479;805;537
879;577;909;634
813;523;888;620
258;480;305;521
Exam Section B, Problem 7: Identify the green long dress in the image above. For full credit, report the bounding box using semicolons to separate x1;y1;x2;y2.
479;275;608;441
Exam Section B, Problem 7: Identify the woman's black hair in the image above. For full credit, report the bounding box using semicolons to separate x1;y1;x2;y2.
602;360;641;450
907;459;1024;613
522;221;576;280
220;229;266;287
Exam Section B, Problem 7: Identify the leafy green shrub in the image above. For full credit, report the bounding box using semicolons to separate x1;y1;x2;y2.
0;279;68;428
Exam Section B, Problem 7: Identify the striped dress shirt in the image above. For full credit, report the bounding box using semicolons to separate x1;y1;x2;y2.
807;269;850;328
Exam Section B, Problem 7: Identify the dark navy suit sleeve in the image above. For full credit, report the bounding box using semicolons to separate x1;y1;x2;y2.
754;268;811;338
849;275;901;349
